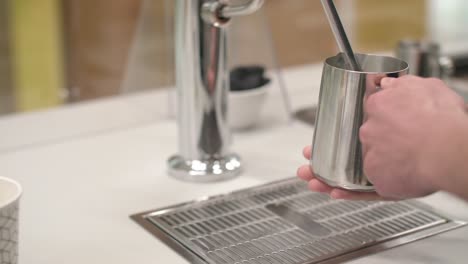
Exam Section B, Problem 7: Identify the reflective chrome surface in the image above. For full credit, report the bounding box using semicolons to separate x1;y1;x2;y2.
131;178;466;264
219;0;265;18
169;0;263;182
311;53;408;191
168;154;242;182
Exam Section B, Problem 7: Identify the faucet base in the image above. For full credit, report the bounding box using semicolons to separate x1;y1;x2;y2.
167;154;242;182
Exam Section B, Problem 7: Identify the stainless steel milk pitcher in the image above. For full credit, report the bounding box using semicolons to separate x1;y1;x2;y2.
311;53;409;191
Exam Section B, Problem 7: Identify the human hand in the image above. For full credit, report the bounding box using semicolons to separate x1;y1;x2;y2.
360;75;468;199
298;75;468;200
297;146;384;200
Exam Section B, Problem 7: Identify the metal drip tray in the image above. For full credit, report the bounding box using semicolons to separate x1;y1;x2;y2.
131;178;465;264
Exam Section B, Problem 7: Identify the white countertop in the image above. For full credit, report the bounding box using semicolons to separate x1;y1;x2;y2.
1;63;468;264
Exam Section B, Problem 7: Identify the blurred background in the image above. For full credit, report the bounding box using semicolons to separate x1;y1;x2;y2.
0;0;467;116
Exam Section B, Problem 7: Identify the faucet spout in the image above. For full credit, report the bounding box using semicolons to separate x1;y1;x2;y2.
168;0;263;182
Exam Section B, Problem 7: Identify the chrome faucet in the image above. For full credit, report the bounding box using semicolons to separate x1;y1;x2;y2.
168;0;264;182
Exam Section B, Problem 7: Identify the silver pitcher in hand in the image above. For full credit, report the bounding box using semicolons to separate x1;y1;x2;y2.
311;53;409;191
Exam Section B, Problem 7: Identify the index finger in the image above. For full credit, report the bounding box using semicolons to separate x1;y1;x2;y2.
303;145;312;160
379;77;396;89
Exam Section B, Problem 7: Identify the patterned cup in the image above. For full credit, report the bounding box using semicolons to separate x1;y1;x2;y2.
0;177;21;264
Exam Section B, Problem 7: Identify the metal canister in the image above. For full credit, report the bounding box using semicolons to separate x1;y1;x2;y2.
396;39;441;78
311;53;409;191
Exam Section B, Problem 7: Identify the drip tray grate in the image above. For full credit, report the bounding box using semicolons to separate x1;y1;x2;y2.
132;178;465;264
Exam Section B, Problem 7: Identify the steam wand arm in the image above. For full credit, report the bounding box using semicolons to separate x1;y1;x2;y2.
202;0;264;26
321;0;361;71
220;0;265;18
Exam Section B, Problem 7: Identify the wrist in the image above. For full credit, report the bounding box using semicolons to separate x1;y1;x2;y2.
434;113;468;200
